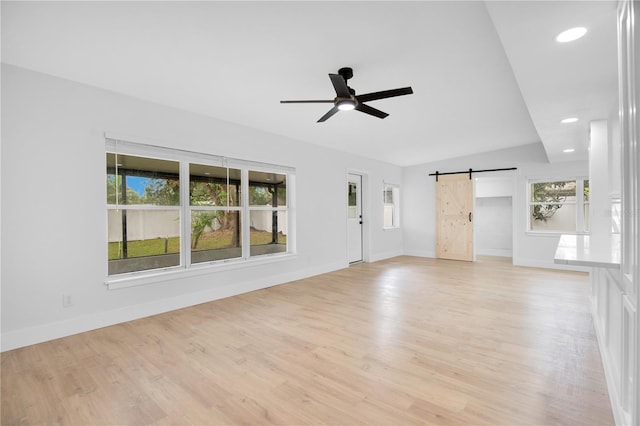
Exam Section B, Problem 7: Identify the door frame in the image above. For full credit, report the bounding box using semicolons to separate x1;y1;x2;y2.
346;170;369;264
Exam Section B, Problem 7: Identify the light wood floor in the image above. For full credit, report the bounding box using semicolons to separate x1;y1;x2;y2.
1;256;613;425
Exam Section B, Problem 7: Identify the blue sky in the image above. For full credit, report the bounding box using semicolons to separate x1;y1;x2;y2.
127;176;149;196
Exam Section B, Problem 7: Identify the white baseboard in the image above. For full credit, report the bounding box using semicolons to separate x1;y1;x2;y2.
1;261;346;352
369;249;404;263
477;248;512;257
402;250;436;258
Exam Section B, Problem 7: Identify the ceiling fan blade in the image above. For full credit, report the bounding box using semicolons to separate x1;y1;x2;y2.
356;87;413;103
280;100;334;103
356;103;389;119
329;74;351;98
317;106;340;122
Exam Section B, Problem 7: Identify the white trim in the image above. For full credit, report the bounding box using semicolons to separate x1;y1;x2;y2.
526;177;589;234
106;204;180;211
476;248;512;257
369;250;404;263
106;253;296;289
180;161;190;267
403;249;436;258
347;170;368;263
383;183;401;230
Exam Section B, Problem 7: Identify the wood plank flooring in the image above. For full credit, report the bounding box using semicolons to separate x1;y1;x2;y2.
1;256;613;425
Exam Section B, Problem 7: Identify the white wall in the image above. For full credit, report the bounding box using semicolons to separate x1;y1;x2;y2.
0;64;403;350
403;142;589;270
474;196;512;257
475;176;513;257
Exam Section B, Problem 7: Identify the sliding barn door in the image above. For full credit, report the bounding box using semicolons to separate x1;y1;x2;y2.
436;174;473;261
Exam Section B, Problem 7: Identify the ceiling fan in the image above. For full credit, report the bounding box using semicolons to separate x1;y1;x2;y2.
280;67;413;122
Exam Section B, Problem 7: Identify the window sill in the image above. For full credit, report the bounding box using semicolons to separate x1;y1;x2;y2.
526;231;590;237
105;252;297;290
383;227;400;231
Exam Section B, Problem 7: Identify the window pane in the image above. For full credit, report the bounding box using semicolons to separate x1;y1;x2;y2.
106;153;179;206
384;187;394;204
530;203;576;232
348;182;357;219
583;179;590;202
584;202;590;232
611;199;621;233
249;171;287;207
191;210;242;263
190;164;241;206
250;210;287;256
530;181;576;203
108;209;180;274
383;205;394;228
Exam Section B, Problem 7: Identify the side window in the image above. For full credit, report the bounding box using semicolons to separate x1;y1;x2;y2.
528;179;589;233
383;184;400;229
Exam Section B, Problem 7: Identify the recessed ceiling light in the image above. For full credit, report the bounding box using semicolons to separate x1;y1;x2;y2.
561;117;579;124
563;148;575;153
556;27;587;43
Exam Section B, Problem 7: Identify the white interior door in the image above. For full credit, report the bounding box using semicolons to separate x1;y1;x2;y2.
347;173;363;263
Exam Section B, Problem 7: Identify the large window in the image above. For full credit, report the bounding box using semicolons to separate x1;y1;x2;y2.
528;178;589;233
383;184;400;229
106;139;293;278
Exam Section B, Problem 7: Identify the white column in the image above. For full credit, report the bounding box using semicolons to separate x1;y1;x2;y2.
588;120;610;240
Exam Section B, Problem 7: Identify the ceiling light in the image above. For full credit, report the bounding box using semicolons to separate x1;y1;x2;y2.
563;148;575;153
556;27;587;43
561;117;579;124
337;99;356;111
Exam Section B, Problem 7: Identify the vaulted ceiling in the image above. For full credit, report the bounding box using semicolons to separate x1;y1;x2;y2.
1;1;618;166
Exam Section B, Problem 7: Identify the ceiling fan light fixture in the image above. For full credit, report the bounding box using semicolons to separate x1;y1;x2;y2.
556;27;587;43
337;99;356;111
281;67;412;122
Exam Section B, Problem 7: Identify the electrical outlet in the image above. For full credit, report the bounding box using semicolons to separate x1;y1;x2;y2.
62;294;73;307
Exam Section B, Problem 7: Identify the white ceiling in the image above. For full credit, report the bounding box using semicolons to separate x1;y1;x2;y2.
1;1;618;166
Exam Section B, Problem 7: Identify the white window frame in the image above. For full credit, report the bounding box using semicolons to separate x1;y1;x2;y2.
527;177;589;235
383;183;400;229
105;137;295;289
